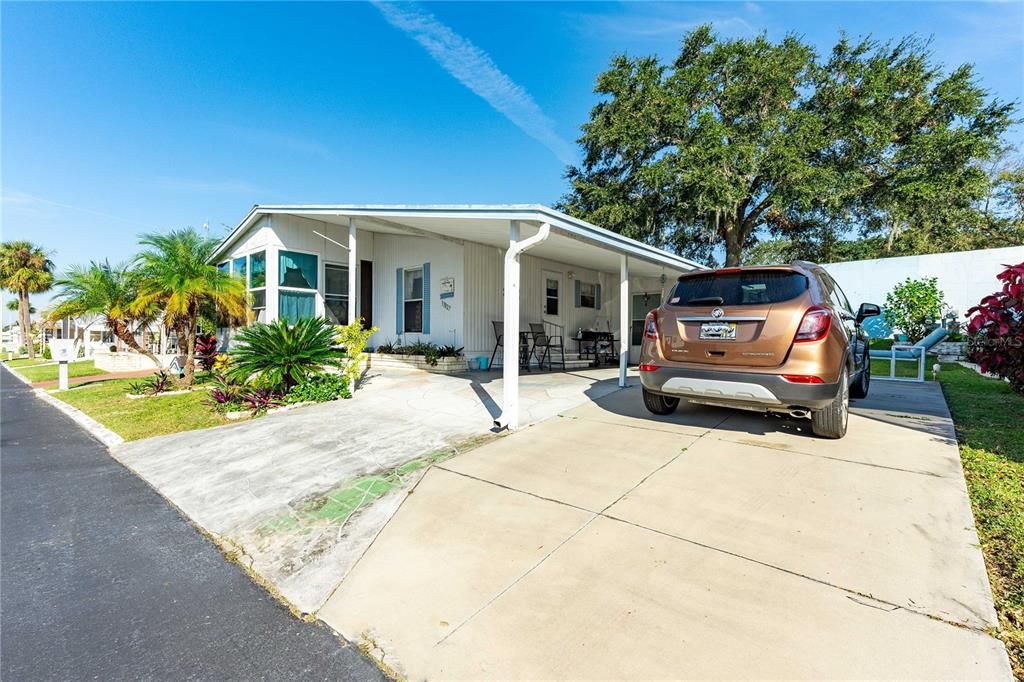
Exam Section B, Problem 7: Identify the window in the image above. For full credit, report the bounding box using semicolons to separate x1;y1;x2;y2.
279;251;317;289
249;251;266;288
403;267;423;333
324;264;349;325
823;274;853;314
217;261;230;274
544;278;559;316
579;282;597;309
243;251;266;322
279;291;316;324
232;256;247;281
669;270;807;306
631;293;659;345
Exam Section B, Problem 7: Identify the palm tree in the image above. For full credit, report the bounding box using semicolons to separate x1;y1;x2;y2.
133;228;247;385
48;261;161;366
0;241;54;359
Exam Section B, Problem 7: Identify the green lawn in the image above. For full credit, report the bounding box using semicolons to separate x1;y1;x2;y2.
937;363;1023;676
51;378;231;441
869;355;938;380
5;357;50;368
14;360;107;383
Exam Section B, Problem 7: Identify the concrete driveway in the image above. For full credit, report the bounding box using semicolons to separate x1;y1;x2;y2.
319;381;1012;679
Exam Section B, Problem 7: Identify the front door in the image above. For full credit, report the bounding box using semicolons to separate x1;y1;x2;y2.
541;270;563;333
360;260;373;328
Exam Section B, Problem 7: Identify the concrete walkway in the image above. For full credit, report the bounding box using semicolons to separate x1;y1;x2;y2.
0;365;384;681
111;367;624;613
320;380;1012;679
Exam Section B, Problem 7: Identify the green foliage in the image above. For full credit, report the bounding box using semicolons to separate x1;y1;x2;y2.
133;228;247;385
335;320;379;387
48;260;159;363
126;370;173;396
286;373;351;404
883;277;946;343
42;345;51;360
0;240;54;360
229;317;340;390
376;340;464;366
937;364;1023;675
558;26;1016;266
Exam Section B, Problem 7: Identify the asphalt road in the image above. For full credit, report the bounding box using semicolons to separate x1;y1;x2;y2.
0;366;385;681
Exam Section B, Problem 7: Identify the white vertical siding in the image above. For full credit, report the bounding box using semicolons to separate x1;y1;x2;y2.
371;234;464;349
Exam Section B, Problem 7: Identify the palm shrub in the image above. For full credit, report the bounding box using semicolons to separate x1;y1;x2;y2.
335;320;378;387
133;228;247;386
229;317;340;390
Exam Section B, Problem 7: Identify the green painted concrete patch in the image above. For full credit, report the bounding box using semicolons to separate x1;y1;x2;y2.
259;433;497;537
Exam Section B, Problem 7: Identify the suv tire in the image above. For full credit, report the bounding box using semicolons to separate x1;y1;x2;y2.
850;353;870;399
811;369;849;439
643;389;679;415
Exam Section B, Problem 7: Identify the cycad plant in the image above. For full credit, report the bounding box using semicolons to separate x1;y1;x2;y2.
48;260;161;366
133;228;247;386
229;317;341;390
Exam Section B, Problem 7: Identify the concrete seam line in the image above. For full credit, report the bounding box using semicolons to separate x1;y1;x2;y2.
434;465;598;515
32;388;124;448
435;512;601;647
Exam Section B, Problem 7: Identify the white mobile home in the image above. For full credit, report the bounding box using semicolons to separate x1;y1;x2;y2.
210;204;704;427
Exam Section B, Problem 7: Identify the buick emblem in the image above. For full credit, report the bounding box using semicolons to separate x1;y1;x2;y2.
711;307;725;319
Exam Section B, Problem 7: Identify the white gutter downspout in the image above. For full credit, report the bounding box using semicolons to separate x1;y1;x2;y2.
494;221;551;431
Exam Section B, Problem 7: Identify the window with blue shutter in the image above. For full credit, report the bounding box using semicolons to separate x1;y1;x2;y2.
595;284;602;310
421;262;431;334
401;267;424;333
574;279;581;308
395;268;404;333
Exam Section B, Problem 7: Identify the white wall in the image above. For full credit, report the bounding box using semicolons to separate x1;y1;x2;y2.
822;246;1024;318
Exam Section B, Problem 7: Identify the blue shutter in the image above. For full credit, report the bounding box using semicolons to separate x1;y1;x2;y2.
595;284;602;310
395;268;404;334
421;262;431;334
574;279;582;308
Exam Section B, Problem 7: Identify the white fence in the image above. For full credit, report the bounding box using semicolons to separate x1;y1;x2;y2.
822;245;1024;318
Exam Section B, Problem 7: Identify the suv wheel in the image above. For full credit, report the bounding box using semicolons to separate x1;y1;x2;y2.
643;389;679;416
850;353;870;399
811;369;849;439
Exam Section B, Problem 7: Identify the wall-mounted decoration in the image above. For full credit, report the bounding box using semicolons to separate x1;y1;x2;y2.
440;276;455;300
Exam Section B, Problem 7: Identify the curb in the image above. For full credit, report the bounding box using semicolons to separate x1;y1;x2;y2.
32;388;125;448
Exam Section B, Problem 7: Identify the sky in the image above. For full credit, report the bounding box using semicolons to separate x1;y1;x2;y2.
2;1;1022;320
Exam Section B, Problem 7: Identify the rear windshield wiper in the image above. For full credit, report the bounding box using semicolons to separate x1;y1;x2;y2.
686;296;724;306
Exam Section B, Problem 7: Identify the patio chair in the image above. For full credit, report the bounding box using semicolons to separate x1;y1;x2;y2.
488;320;504;371
869;326;947;382
529;323;565;371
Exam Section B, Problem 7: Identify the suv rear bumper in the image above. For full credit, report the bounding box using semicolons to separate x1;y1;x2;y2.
640;366;841;411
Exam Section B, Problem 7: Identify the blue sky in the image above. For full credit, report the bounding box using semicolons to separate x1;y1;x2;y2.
2;1;1022;317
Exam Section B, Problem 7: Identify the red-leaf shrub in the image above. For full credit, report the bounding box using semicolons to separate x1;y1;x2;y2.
195;334;219;372
966;261;1024;394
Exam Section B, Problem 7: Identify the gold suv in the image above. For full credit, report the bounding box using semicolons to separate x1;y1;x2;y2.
639;261;880;438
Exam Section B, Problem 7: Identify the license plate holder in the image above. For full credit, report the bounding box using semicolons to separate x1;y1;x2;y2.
699;322;737;340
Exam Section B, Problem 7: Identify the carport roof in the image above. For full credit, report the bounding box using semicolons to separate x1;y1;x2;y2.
210;204;707;277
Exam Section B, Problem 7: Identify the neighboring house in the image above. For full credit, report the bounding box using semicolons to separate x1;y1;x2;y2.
47;315;172;358
209;205;706;428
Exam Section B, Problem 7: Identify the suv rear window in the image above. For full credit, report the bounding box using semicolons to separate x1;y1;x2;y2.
669;270;807;306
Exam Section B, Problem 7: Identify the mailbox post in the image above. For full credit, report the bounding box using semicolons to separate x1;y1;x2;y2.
48;339;80;391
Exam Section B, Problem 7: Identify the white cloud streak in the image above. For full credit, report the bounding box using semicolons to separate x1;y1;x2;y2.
373;1;576;166
151;177;259;194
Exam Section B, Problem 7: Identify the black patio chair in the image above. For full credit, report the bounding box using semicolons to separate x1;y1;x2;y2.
488;320;504;371
529;323;565;371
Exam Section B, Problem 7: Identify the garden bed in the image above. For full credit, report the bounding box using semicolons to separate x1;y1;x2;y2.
368;352;467;374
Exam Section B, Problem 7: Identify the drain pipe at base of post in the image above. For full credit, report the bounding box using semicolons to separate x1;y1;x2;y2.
494;222;551;431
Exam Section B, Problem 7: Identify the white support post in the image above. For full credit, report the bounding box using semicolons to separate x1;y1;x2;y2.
619;255;629;387
348;217;358;325
501;221;522;430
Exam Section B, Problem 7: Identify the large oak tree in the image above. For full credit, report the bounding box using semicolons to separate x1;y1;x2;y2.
558;26;1016;266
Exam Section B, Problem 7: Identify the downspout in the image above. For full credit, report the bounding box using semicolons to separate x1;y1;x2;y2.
494;222;551;430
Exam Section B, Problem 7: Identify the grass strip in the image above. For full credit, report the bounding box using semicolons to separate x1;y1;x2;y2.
15;359;107;382
938;363;1022;676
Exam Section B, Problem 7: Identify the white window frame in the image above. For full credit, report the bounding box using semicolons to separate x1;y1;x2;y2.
276;247;321;321
579;281;598;309
323;261;349;326
403;266;424;334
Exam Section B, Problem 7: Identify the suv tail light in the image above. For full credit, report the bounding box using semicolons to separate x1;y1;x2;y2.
794;305;832;342
643;311;659;341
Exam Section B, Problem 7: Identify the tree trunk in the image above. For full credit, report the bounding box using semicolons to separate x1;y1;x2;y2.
19;288;33;359
111;320;161;368
723;226;743;267
182;321;197;387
